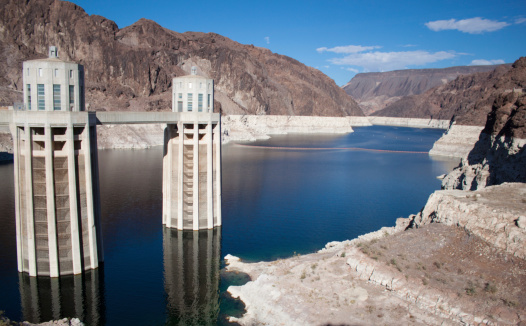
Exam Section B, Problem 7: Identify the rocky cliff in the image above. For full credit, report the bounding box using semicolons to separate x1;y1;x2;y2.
442;89;526;189
0;0;364;117
343;65;503;115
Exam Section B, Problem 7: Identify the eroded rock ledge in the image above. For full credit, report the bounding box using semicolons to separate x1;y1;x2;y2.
225;183;526;325
429;124;484;158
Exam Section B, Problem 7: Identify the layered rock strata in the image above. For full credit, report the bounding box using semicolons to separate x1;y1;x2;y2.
367;117;449;129
429;124;484;158
410;183;526;259
222;115;371;143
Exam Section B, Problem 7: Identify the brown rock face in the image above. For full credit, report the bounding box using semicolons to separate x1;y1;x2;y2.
372;57;526;127
0;0;364;117
343;65;503;115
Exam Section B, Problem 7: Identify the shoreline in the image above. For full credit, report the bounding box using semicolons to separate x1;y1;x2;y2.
224;182;526;325
367;116;450;129
0;115;455;153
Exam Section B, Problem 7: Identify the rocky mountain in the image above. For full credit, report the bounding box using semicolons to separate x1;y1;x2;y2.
343;65;503;115
0;0;364;117
372;58;525;126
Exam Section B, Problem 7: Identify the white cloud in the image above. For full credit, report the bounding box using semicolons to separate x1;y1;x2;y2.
470;59;505;66
316;45;381;54
425;17;509;34
345;67;360;73
515;17;526;25
328;50;457;72
264;36;270;44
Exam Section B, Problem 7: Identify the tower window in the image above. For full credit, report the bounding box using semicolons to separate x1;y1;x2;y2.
37;84;45;110
69;70;73;78
177;93;183;111
69;85;74;109
198;94;203;112
27;84;31;110
53;84;61;110
189;82;192;89
207;94;211;109
38;68;43;77
187;93;193;111
54;69;58;77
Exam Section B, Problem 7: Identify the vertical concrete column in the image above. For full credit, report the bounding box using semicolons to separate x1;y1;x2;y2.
162;126;168;225
214;122;222;226
192;122;199;230
206;122;213;229
90;125;104;263
66;123;82;274
82;124;98;269
45;125;59;277
164;125;173;228
11;124;23;272
177;122;184;230
24;123;37;276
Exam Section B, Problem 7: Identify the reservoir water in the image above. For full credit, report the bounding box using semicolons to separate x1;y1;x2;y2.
0;126;459;325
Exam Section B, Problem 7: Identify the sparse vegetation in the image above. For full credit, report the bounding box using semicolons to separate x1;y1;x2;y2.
503;299;517;307
465;281;476;296
484;282;497;294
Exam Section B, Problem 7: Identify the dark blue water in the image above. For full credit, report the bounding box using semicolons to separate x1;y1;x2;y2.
0;126;458;325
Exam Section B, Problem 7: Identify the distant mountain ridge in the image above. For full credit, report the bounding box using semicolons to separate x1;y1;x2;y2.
372;58;525;127
0;0;364;117
343;65;506;115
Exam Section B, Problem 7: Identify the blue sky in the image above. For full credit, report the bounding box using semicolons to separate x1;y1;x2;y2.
69;0;525;86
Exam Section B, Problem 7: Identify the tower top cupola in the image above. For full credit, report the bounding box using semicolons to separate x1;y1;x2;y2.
172;67;214;113
23;46;85;111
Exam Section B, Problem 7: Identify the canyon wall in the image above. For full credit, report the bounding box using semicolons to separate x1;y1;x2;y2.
0;0;363;118
343;65;503;115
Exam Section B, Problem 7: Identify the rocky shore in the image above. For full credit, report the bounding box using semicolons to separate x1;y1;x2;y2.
0;115;374;152
367;116;449;129
225;183;526;325
221;114;371;143
1;115;456;153
429;124;484;158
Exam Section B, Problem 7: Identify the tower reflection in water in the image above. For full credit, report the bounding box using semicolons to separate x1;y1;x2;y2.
18;268;105;325
163;227;221;325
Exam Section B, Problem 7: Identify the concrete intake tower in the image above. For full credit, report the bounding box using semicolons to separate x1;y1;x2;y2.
12;47;102;277
4;48;222;277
